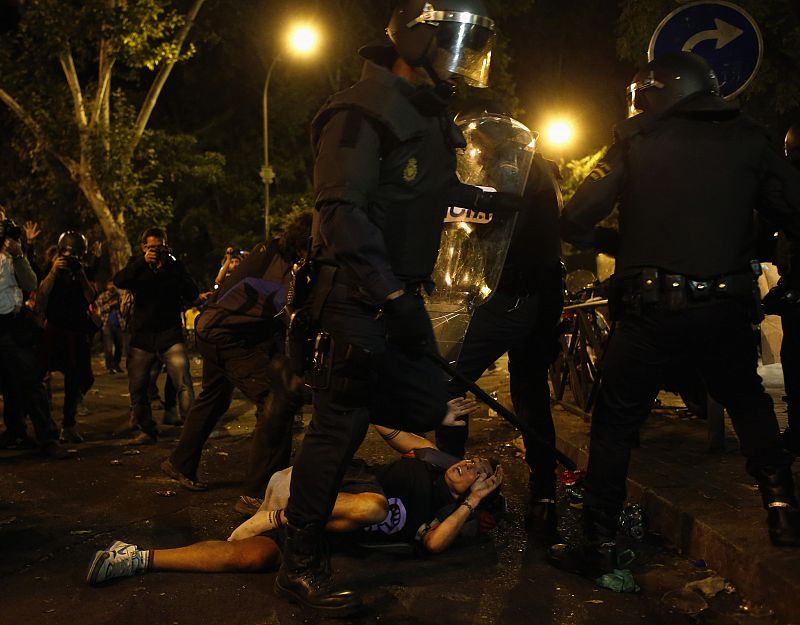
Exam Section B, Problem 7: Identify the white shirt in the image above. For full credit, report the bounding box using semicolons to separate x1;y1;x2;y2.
0;252;23;314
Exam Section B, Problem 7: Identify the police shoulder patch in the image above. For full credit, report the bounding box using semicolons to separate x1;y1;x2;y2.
403;158;418;183
589;162;612;181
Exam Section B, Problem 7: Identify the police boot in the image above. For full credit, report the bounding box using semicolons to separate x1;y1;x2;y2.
754;465;800;547
547;508;618;579
527;478;560;544
274;523;363;616
527;497;559;544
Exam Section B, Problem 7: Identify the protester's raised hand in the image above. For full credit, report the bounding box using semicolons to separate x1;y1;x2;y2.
22;221;40;242
440;396;481;427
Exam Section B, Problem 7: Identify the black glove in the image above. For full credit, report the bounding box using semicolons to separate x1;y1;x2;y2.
475;189;526;215
763;278;800;316
382;292;431;356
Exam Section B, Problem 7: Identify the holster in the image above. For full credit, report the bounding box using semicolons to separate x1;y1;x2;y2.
283;259;338;378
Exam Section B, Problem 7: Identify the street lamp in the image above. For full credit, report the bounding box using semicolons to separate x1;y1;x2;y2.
262;25;320;238
545;119;575;147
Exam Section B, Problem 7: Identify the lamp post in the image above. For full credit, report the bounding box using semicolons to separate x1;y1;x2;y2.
262;25;320;239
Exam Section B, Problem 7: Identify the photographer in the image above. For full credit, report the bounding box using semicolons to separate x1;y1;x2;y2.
213;247;245;289
113;227;198;445
36;231;97;444
0;215;65;457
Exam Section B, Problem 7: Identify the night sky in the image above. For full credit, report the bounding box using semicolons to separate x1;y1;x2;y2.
506;0;635;159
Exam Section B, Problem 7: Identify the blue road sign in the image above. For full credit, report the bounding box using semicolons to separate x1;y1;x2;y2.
648;1;763;99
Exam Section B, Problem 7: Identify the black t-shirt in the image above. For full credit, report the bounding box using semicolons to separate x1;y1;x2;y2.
361;457;454;543
45;275;91;331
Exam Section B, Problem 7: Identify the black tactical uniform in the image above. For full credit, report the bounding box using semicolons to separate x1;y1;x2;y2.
275;1;510;615
551;53;800;579
436;150;565;535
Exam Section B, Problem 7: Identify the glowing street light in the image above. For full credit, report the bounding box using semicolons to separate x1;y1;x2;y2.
288;26;319;56
545;119;575;147
262;24;321;237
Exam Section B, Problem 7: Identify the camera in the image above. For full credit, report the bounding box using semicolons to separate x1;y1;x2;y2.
63;255;83;273
0;219;22;244
154;244;175;265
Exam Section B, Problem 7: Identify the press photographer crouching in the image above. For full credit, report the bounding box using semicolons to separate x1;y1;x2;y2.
36;231;98;444
113;227;199;445
0;215;66;457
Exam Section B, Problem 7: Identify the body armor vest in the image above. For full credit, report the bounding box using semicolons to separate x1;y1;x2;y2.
311;66;465;282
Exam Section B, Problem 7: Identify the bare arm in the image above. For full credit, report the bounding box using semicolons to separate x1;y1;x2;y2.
76;267;97;303
373;426;435;454
35;260;61;315
373;398;480;454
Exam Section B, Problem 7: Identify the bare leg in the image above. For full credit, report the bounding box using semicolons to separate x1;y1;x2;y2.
229;493;388;540
152;536;279;573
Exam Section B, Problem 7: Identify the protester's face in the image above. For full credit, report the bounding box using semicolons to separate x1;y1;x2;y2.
106;281;115;292
142;236;165;254
444;458;488;496
230;257;241;271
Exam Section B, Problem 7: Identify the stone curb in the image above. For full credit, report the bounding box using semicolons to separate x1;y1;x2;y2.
549;405;800;624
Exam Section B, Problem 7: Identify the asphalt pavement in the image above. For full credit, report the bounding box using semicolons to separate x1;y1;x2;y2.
0;355;786;625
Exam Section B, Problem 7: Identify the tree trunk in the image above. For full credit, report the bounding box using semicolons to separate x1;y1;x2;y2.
77;173;132;273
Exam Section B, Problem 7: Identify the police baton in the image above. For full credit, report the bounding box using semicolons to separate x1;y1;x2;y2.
426;352;577;471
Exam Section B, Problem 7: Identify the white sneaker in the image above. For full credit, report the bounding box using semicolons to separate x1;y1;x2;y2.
86;540;147;585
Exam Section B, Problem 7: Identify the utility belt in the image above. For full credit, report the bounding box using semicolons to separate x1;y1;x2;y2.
609;264;763;322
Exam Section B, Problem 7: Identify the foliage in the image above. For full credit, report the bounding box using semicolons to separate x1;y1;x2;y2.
0;0;211;272
560;146;608;203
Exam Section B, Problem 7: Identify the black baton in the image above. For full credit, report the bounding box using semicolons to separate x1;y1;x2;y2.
427;352;577;471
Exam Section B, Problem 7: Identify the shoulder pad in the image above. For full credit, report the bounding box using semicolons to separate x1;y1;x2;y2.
312;78;428;148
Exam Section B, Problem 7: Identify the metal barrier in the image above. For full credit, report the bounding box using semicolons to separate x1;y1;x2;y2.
549;298;610;419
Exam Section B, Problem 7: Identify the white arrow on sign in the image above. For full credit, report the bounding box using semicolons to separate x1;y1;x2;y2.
682;18;744;51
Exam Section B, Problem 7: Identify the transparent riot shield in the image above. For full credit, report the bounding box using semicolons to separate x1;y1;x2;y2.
427;113;536;364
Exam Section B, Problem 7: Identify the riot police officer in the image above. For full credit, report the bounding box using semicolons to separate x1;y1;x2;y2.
275;0;519;615
435;103;565;541
550;52;800;580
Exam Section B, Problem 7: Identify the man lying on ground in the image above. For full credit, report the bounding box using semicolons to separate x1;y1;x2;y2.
87;399;505;585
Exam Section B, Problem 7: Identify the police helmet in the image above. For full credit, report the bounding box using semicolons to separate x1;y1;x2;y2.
57;231;87;258
627;52;720;118
385;0;496;88
786;123;800;160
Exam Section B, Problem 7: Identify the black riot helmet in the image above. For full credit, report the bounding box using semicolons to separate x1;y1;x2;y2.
57;230;87;259
385;0;496;89
627;52;722;119
786;123;800;163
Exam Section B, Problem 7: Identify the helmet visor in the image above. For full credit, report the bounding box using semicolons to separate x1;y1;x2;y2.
626;73;663;118
416;11;496;88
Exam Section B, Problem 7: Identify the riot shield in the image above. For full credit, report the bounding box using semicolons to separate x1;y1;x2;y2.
427;113;536;364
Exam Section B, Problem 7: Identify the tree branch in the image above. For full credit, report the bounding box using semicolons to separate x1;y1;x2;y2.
0;87;79;175
131;0;206;151
90;39;116;130
59;48;89;131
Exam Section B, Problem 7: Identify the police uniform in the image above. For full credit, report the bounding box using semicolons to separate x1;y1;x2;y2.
435;153;564;505
274;3;503;614
553;53;800;576
286;59;462;531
